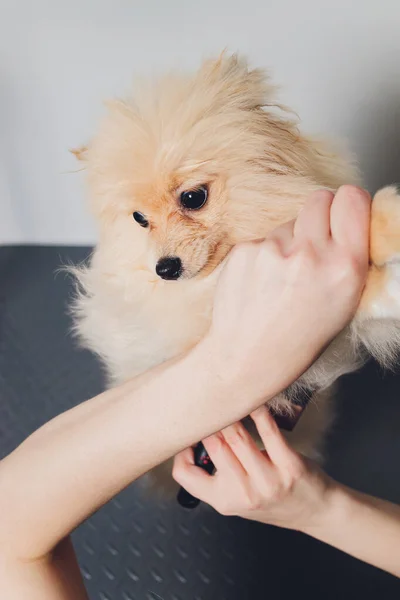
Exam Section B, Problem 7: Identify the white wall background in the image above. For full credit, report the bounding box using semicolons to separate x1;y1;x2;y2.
1;0;400;245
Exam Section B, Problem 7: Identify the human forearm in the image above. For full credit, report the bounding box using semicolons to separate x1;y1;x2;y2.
304;483;400;577
0;538;89;600
0;338;285;562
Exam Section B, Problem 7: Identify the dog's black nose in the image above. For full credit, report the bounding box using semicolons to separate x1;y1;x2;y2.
156;257;182;280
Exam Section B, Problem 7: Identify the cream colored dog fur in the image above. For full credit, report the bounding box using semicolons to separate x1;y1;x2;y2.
71;54;400;488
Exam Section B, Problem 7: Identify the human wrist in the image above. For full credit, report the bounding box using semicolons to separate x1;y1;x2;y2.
193;334;263;414
188;334;238;404
301;479;351;540
196;332;292;414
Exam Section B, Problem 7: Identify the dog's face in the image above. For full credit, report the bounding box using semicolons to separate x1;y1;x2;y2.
77;54;331;282
126;167;233;281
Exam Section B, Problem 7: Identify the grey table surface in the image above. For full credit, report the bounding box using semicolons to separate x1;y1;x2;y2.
1;245;399;600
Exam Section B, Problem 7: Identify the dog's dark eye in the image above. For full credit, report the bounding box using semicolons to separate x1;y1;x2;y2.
133;211;149;228
180;186;208;210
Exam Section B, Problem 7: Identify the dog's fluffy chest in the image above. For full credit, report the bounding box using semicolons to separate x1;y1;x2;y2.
78;269;217;384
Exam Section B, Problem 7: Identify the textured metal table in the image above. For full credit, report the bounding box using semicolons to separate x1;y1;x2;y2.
1;246;399;599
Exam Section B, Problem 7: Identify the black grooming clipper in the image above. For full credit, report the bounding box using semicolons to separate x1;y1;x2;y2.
177;442;215;508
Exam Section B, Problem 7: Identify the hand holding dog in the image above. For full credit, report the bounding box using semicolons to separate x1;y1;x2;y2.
202;185;371;408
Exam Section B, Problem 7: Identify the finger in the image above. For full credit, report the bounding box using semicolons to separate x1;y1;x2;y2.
251;405;298;468
202;432;248;478
172;448;214;501
220;422;275;476
294;190;334;244
330;185;371;261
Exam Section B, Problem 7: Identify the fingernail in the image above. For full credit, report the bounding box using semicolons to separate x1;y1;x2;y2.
337;185;371;202
306;189;335;206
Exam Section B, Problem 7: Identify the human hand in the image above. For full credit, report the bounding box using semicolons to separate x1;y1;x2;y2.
173;405;334;533
202;186;371;406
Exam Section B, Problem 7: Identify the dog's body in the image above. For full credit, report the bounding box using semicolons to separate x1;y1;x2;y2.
72;55;400;489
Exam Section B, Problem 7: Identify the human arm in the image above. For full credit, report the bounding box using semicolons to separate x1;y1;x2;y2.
0;186;371;598
173;405;400;578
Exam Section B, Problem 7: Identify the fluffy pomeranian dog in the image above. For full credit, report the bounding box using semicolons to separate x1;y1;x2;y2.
71;53;400;489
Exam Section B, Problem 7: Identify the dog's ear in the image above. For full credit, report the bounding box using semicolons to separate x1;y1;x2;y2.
71;145;89;161
198;51;277;111
70;145;89;163
103;98;137;118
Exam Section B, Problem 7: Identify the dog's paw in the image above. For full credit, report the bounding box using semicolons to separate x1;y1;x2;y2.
355;259;400;367
358;185;400;321
360;261;400;321
382;261;400;319
370;185;400;267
